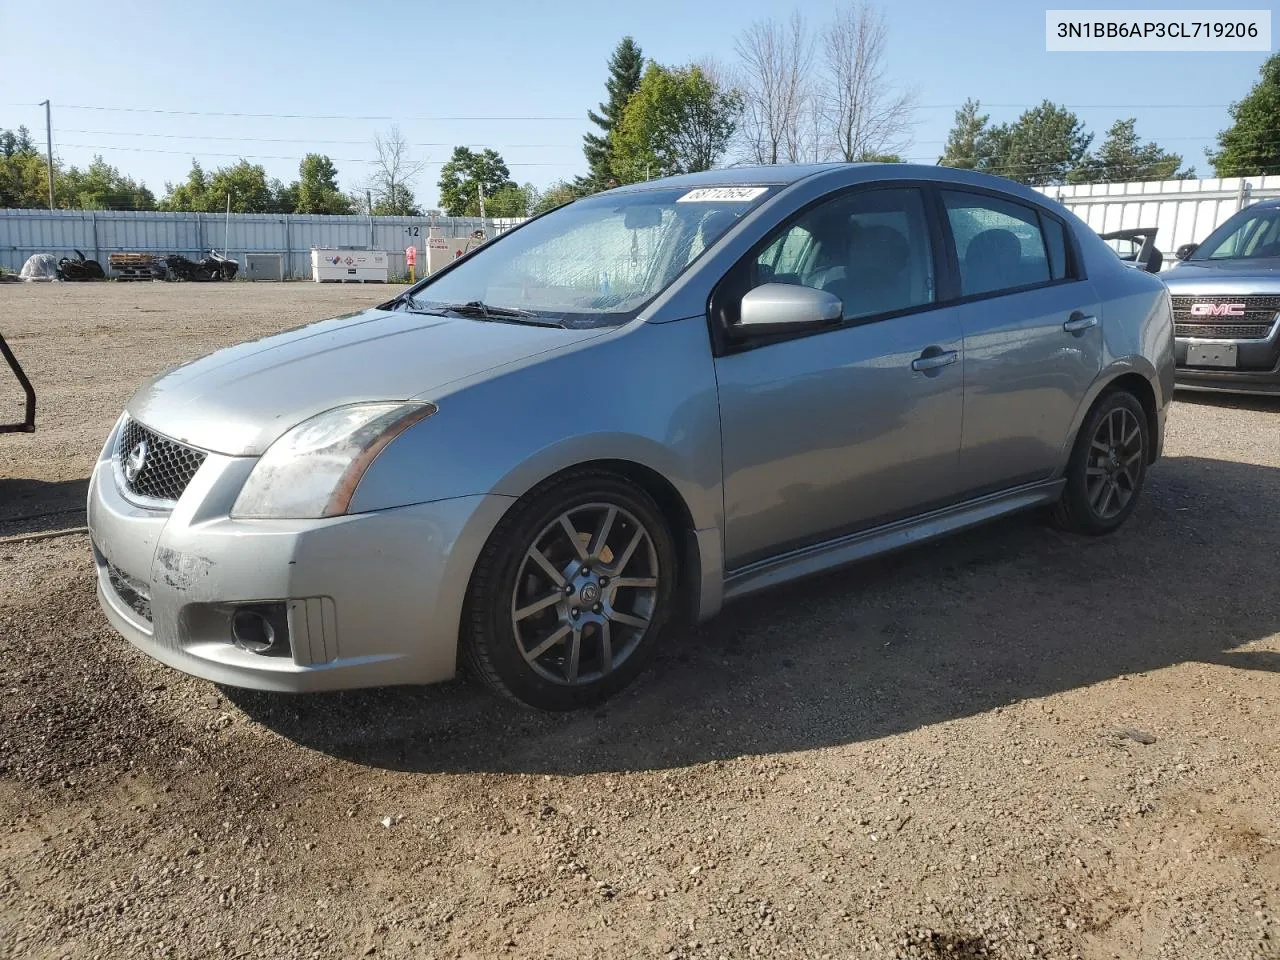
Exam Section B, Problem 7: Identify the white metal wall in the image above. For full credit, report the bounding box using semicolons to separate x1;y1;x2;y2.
1035;175;1280;269
0;209;524;278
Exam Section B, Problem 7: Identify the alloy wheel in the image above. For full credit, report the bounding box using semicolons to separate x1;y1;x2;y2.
1085;406;1144;520
510;503;661;686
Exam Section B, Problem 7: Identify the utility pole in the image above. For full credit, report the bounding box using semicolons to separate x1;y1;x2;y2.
39;99;54;209
478;181;486;219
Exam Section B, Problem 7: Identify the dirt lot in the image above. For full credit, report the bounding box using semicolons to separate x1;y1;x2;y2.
2;282;1279;960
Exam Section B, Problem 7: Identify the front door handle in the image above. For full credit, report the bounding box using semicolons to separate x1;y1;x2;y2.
911;349;959;373
1063;312;1099;334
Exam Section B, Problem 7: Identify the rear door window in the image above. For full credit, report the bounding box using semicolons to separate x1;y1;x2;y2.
941;191;1053;297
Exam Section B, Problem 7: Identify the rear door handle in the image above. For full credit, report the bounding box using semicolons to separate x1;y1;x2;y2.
911;349;959;372
1063;312;1099;334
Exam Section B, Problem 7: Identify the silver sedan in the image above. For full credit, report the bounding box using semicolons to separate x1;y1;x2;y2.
89;164;1174;709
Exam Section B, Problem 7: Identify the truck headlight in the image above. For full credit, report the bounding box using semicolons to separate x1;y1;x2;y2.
231;402;437;519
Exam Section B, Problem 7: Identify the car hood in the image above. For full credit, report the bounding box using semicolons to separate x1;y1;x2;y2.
1163;257;1280;295
127;307;607;456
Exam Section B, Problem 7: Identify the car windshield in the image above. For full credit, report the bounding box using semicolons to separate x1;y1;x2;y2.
402;185;773;327
1190;205;1280;261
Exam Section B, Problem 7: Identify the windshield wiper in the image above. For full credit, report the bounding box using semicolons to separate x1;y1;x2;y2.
439;301;566;327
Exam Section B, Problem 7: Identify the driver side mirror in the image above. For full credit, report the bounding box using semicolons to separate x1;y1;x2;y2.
737;283;843;335
1175;242;1198;261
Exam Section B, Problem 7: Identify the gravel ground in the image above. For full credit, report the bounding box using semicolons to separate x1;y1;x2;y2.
2;282;1279;960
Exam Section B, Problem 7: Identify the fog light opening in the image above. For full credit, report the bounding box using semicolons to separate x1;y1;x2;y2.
231;609;277;654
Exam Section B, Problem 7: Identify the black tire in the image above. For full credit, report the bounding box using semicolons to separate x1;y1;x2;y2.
1051;388;1150;536
462;469;678;710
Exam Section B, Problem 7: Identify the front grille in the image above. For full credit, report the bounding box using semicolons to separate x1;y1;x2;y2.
115;417;207;503
1171;294;1280;334
1175;322;1275;340
106;560;152;623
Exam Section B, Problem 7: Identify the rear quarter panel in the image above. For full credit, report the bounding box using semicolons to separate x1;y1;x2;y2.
1062;222;1174;457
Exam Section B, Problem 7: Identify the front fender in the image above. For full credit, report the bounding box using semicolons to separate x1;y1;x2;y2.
346;317;724;532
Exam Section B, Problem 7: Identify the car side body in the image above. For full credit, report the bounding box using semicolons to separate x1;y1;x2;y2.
88;163;1174;703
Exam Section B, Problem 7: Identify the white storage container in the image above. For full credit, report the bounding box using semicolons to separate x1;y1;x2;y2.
311;248;388;283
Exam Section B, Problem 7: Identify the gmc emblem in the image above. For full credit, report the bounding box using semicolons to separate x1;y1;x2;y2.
1190;303;1247;317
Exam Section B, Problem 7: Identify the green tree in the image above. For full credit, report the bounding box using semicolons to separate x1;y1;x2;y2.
938;98;990;169
159;160;211;211
370;188;420;217
437;147;518;217
1209;52;1280;177
982;101;1092;185
292;153;353;214
481;182;538;218
611;63;742;184
857;152;903;163
530;180;582;215
0;125;52;208
0;125;36;158
1069;119;1189;183
160;159;285;212
581;37;645;191
60;156;156;210
208;161;278;212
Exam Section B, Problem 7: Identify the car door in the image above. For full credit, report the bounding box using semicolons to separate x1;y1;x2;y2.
938;189;1103;496
713;186;966;570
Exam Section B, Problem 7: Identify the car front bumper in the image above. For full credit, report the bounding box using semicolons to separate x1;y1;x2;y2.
87;426;513;693
1174;320;1280;396
1174;357;1280;395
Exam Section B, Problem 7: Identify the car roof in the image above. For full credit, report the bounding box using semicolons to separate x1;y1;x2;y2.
602;163;1068;210
606;164;852;192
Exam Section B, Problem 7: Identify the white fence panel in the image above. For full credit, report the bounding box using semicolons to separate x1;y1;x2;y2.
0;209;522;279
1036;175;1280;268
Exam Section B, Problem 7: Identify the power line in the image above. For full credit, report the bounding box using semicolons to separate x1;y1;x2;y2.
59;128;578;149
5;100;1232;119
18;103;583;122
916;102;1229;110
55;142;568;167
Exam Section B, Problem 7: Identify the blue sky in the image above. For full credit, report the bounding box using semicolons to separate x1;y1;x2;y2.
0;0;1271;207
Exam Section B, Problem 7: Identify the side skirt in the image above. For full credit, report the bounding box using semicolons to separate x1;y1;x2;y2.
722;479;1066;604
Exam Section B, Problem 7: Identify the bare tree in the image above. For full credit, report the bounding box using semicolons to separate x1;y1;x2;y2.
368;125;426;215
820;3;916;162
733;12;815;164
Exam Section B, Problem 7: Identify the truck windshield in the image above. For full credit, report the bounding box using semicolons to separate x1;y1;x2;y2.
1191;205;1280;261
403;186;773;327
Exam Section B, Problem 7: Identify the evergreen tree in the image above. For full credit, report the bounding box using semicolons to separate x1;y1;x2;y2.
938;99;989;169
982;101;1092;185
581;37;644;190
1209;52;1280;177
1069;119;1188;183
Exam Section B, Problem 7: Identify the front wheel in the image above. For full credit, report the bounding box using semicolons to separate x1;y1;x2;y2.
462;470;678;710
1051;389;1149;536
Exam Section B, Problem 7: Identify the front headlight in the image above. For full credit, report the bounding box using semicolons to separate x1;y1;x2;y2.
231;402;437;519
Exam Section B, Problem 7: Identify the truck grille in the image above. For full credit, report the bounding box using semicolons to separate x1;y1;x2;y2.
115;417;207;504
1171;295;1280;341
1174;322;1275;340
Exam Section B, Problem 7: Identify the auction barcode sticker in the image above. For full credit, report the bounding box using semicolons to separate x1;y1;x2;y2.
1046;10;1270;51
677;187;769;203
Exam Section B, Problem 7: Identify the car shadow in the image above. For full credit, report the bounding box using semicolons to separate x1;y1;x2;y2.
226;454;1280;775
0;477;89;537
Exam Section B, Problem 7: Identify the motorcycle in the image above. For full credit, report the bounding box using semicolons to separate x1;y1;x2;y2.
57;249;106;281
161;250;239;282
